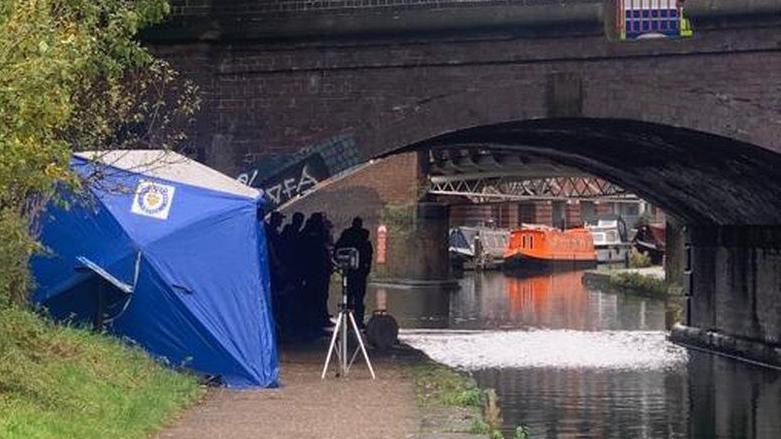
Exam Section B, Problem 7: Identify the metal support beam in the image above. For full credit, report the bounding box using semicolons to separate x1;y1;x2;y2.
427;176;635;203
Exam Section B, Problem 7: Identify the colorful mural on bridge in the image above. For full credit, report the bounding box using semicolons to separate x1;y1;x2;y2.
618;0;693;40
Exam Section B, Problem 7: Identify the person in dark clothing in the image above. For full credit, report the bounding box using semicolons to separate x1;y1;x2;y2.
279;212;305;286
265;211;284;245
263;211;284;290
280;212;304;259
300;213;332;332
263;211;287;332
335;217;373;328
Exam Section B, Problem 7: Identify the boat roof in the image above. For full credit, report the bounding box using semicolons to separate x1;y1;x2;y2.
75;150;260;199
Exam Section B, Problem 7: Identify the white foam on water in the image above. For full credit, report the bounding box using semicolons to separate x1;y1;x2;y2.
400;329;688;371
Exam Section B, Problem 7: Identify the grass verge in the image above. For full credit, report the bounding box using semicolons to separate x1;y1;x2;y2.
607;272;668;298
412;360;492;435
413;361;483;408
0;306;204;439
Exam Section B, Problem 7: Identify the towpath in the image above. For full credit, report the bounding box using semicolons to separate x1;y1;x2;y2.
158;340;423;439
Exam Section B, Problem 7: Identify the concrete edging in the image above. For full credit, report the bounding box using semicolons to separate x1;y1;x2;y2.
370;279;461;290
669;323;781;368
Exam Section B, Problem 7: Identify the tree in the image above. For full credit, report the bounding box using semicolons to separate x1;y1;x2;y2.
0;0;199;306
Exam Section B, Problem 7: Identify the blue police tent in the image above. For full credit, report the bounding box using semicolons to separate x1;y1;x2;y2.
31;150;278;388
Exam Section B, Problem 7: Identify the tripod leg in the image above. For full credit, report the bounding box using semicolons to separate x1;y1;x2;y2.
341;309;348;376
321;312;344;379
348;312;376;379
346;312;363;371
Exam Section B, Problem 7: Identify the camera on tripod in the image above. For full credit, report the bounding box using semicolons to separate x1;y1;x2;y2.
322;246;376;380
334;247;360;271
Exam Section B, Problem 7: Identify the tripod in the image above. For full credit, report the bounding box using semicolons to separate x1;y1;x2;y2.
321;272;376;379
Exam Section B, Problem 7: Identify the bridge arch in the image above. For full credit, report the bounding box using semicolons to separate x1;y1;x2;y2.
347;82;781;225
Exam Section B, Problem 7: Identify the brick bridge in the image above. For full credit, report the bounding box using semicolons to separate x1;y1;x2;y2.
146;1;781;365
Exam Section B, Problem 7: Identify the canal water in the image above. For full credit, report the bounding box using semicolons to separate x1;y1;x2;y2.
362;270;781;438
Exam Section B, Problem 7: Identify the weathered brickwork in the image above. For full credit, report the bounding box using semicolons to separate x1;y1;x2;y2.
451;200;589;229
150;12;781;225
565;202;582;228
277;152;421;234
170;0;601;17
147;7;781;358
684;226;781;357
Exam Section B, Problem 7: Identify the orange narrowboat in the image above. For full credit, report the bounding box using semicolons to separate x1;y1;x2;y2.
504;224;597;270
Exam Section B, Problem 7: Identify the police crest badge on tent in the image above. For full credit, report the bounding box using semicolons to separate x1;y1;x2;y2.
132;181;176;220
31;150;279;388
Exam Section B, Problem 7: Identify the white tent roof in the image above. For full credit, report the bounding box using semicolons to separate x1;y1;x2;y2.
75;150;260;199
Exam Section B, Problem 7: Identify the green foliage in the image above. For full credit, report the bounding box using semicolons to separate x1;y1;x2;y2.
0;211;39;307
609;272;668;298
628;248;652;268
383;204;415;237
513;425;531;439
469;419;491;435
0;3;203;434
0;306;204;438
413;362;483;408
0;0;198;306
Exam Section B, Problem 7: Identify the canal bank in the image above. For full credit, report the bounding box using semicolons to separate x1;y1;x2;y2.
581;266;668;298
163;270;781;438
395;270;781;438
158;338;491;439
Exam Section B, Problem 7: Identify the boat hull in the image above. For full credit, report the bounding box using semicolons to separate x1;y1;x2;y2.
595;244;631;265
503;253;597;272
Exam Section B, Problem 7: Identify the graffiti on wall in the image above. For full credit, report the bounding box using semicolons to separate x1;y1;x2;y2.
250;154;329;205
237;134;361;207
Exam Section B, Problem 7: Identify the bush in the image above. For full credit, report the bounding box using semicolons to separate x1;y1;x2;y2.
514;425;531;439
628;248;652;268
0;0;198;306
0;211;39;307
609;272;667;298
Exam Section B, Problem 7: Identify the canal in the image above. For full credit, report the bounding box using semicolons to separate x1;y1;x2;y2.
364;270;781;438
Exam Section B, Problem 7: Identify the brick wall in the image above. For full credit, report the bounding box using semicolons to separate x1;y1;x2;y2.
450;204;494;227
494;202;520;229
151;18;781;224
278;152;421;236
533;201;554;226
169;0;601;17
565;201;583;228
595;202;613;217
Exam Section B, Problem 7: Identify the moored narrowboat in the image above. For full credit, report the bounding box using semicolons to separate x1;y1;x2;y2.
449;226;511;270
504;224;597;271
586;215;632;265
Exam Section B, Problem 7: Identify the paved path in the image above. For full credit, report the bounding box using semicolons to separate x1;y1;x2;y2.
158;341;420;439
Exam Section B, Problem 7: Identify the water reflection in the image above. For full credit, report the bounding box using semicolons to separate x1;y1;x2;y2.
364;270;666;331
364;270;781;439
687;351;781;439
466;270;666;331
469;351;781;439
472;367;689;438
